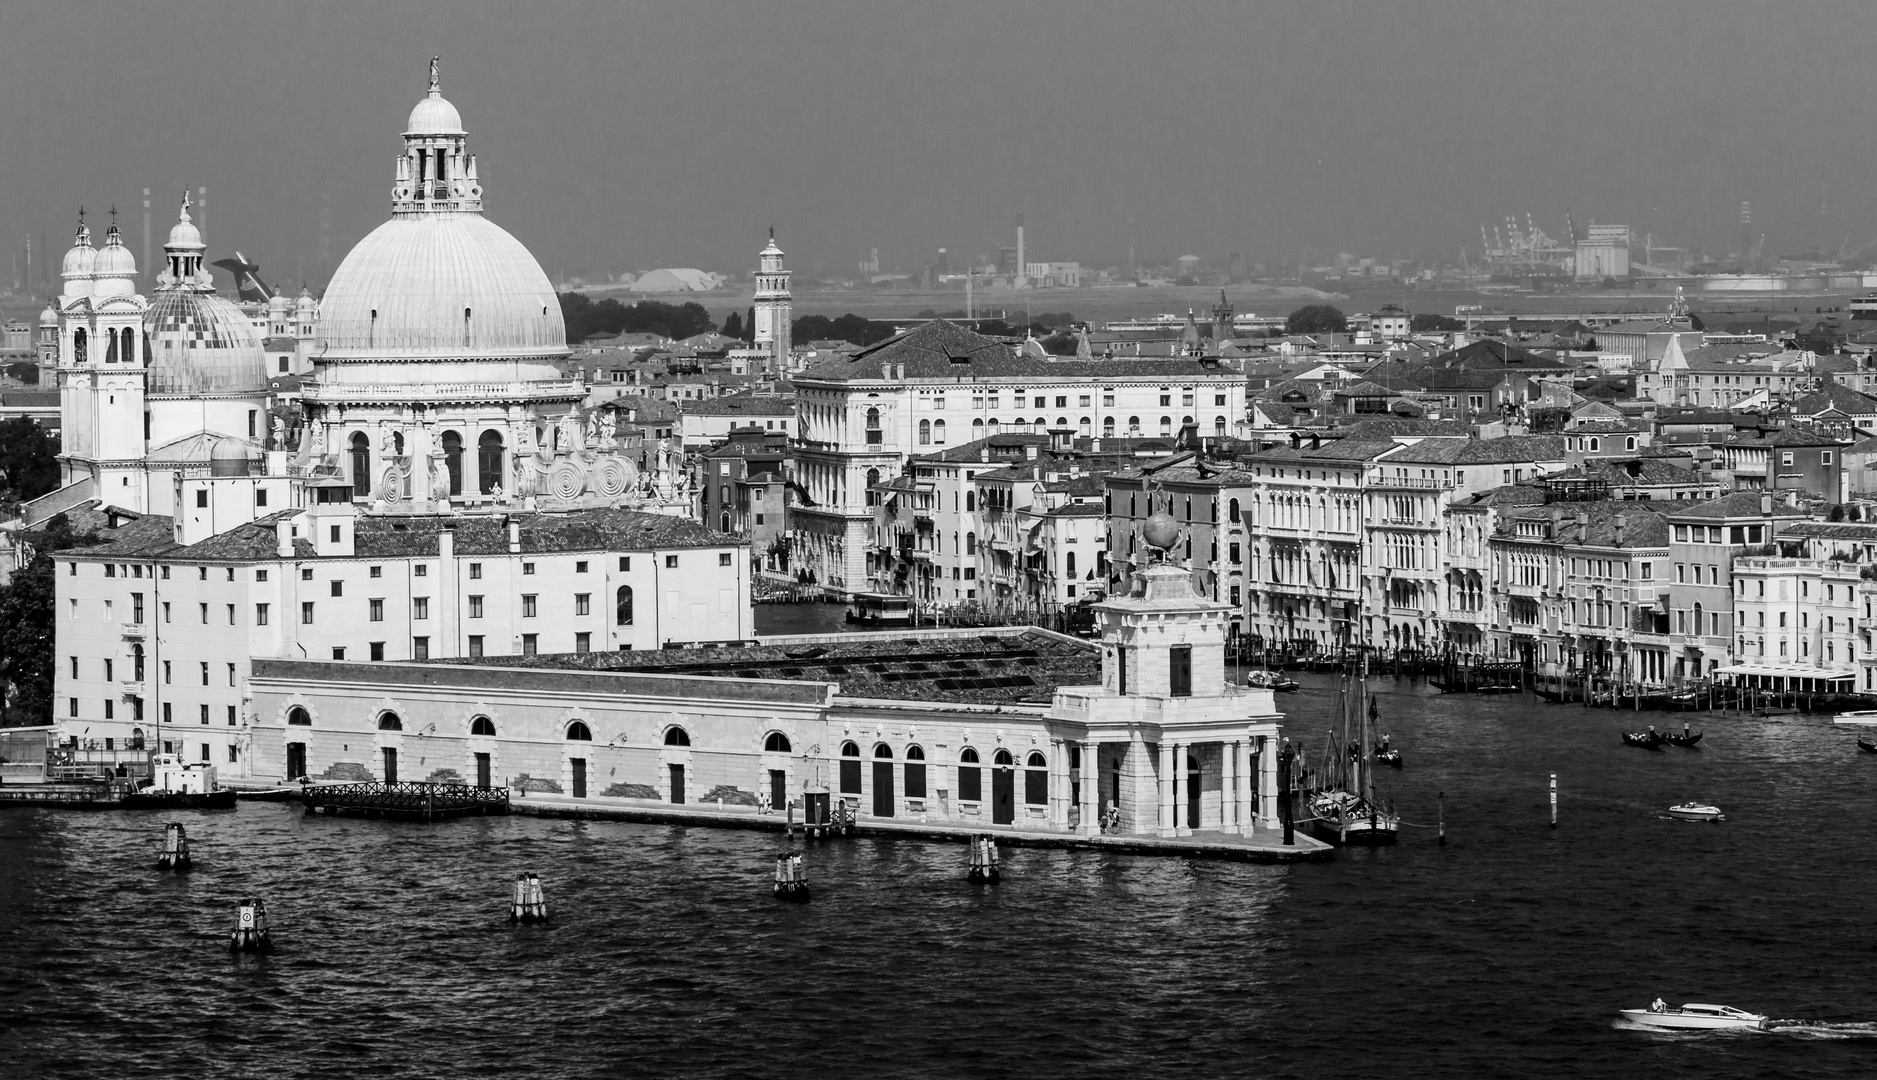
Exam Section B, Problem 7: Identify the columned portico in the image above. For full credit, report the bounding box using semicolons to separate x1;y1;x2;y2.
1043;510;1286;842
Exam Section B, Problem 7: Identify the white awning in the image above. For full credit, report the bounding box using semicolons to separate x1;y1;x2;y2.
1715;663;1856;682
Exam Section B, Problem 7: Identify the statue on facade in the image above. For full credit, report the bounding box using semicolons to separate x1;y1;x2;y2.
558;409;586;455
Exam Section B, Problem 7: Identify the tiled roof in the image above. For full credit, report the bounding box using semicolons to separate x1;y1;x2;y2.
681;393;794;417
796;319;1241;382
1727;427;1849;448
57;514;180;559
1385;435;1566;465
1667;491;1809;520
432;628;1100;706
1048;502;1106;518
1793;383;1877;416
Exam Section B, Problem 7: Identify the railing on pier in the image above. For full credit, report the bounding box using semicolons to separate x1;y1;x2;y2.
300;780;510;822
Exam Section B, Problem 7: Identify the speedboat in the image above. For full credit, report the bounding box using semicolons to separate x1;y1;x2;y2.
1619;1002;1767;1030
1244;670;1300;692
1667;803;1724;822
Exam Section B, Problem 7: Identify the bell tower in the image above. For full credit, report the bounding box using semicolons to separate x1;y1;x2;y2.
752;228;792;372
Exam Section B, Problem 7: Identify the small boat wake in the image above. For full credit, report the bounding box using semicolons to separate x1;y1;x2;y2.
1761;1020;1877;1039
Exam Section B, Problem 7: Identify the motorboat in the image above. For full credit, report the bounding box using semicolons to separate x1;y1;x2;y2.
1619;1002;1767;1030
1858;736;1877;754
1667;803;1724;822
1833;709;1877;727
1244;670;1300;692
122;754;238;810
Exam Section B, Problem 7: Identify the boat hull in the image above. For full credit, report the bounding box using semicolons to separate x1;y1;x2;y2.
1306;813;1399;846
1619;1009;1765;1030
121;788;238;811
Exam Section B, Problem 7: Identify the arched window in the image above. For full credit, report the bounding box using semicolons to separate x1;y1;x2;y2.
350;432;371;497
1214;416;1227;437
905;744;927;798
377;712;402;731
470;715;495;736
1035;417;1047;432
874;743;893;758
1128;416;1141;435
958;746;982;802
73;328;86;364
664;727;690;746
441;431;464;496
130;642;144;682
972;418;985;439
965;532;977;555
1229;498;1240;523
1626;436;1637;451
287;707;312;726
120;327;136;364
1160;416;1173;437
1066;551;1076;578
919;419;931;445
130;727;145;749
1056;417;1069;430
842;741;860;756
567;721;592;741
965;491;975;513
1025;750;1048;805
987;418;1000;435
1103;417;1115;436
1079;416;1092;436
993;748;1014;767
933;420;946;444
721;512;731;532
865;407;882;445
616;586;634;625
477;429;505;494
840;740;861;793
764;732;791;753
1013;418;1028;434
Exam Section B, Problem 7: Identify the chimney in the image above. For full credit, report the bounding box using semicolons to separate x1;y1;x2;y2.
275;520;293;558
1025;444;1038;460
1614;512;1627;546
881;362;892;380
1760;492;1774;517
1549;508;1562;538
506;517;521;554
439;523;454;566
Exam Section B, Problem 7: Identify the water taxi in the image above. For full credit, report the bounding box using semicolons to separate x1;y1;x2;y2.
1620;1002;1767;1030
1666;803;1724;822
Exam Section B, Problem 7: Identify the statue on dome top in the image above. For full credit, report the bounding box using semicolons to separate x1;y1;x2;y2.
429;56;441;92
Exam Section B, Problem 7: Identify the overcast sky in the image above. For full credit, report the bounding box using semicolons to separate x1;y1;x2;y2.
4;0;1874;288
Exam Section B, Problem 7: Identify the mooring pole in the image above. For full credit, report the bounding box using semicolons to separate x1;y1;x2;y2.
1549;772;1558;829
1438;790;1446;846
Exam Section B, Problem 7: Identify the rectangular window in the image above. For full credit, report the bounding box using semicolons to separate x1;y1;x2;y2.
665;555;679;568
469;563;482;580
575;632;591;654
370;642;384;661
369;599;384;622
200;662;209;685
200;704;209;725
69;698;77;718
413;597;429;619
468;635;484;658
331;647;346;661
576;561;588;573
164;660;171;685
302;602;314;624
719;552;733;566
522;595;537;618
255;603;271;626
413;636;429;661
468;595;484;618
619;557;632;572
575;593;590;616
522;562;535;576
1169;645;1192;697
227;604;236;624
302;568;314;580
521;634;538;656
329;525;341;544
414;565;427;577
255;569;268;582
198;603;207;623
227;663;236;686
369;566;382;578
329;580;343;598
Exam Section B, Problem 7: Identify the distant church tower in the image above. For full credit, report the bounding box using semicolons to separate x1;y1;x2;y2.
56;210;152;502
752;229;792;372
1210;289;1235;345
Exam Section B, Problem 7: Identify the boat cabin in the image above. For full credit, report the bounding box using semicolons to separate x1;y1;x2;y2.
149;754;218;794
846;592;913;628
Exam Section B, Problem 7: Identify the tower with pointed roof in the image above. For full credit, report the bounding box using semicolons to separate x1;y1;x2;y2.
752;229;792;373
55;210;153;500
1210;289;1234;346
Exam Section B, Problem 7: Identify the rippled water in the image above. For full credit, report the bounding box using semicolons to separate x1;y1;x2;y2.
4;675;1875;1079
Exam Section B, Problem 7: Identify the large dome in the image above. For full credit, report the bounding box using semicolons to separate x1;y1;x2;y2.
315;213;567;361
146;289;268;396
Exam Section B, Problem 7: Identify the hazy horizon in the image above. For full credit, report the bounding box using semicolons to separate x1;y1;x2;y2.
5;0;1875;292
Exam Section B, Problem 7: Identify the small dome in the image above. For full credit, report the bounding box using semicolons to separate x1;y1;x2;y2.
295;286;316;313
62;227;95;278
167;215;203;251
1142;511;1180;551
268;292;291;314
39;303;58;327
406;87;464;135
93;228;137;280
145;289;268;397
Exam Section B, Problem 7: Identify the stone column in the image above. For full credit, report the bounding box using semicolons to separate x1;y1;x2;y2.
1157;741;1174;837
1172;741;1189;837
1258;735;1279;829
1220;740;1237;832
1048;737;1065;827
1079;740;1098;836
1236;740;1253;835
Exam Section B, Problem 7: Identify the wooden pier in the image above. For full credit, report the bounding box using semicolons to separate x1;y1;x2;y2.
300;780;509;821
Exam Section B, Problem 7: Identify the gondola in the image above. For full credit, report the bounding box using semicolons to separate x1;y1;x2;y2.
1374;747;1403;769
1663;729;1703;747
1858;736;1877;754
1622;730;1665;749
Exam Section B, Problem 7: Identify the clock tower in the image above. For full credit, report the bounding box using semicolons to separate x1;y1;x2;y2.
752;229;792;373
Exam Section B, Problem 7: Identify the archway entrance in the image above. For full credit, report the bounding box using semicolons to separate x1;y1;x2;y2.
871;745;895;817
991;749;1015;824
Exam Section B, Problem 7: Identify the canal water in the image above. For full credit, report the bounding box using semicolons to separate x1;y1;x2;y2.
3;675;1875;1079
